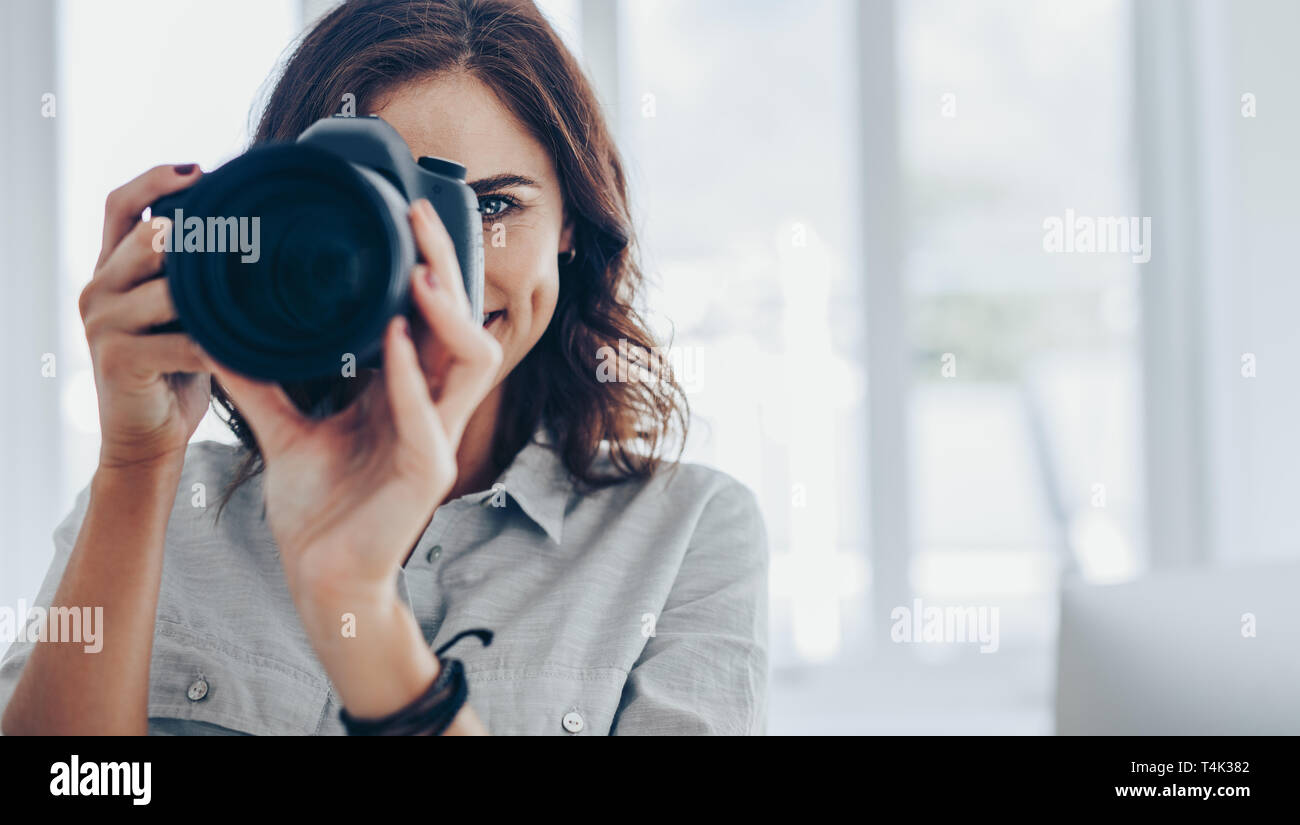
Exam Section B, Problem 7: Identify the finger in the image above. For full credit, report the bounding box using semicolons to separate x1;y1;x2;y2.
407;265;502;441
116;277;177;331
410;199;472;318
205;361;306;454
96;217;171;293
97;333;207;380
99;164;201;269
382;316;451;463
84;277;176;337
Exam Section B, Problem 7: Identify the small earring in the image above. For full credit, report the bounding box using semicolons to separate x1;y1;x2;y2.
558;248;576;266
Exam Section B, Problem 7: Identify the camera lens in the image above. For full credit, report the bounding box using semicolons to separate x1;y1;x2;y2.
222;186;387;340
165;143;413;382
266;212;372;330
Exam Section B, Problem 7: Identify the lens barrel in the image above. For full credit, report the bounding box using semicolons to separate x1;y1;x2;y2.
163;143;415;382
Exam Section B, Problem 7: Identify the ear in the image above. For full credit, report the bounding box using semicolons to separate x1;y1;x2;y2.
559;207;575;254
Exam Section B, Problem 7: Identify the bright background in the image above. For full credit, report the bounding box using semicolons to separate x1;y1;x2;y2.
2;0;1298;734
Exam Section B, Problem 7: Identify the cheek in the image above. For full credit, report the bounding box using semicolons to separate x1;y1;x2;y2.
484;234;559;320
483;235;560;361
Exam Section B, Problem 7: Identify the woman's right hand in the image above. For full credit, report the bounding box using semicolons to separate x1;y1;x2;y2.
80;164;211;471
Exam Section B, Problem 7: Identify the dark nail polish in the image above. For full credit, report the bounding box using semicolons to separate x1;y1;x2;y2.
174;164;196;175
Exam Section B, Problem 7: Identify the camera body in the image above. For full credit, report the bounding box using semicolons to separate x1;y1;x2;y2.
152;114;483;384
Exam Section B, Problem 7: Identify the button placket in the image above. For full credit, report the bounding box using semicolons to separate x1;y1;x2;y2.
411;500;474;568
408;501;477;647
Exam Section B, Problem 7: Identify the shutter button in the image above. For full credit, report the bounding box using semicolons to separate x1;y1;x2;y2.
562;711;584;734
187;678;209;702
426;544;442;563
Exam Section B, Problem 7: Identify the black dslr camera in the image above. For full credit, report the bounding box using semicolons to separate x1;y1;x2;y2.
151;114;483;385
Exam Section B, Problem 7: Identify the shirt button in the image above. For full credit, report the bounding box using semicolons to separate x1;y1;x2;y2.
426;544;442;563
186;678;209;702
562;711;584;734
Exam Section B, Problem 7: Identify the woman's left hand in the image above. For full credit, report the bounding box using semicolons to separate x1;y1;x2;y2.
201;200;501;720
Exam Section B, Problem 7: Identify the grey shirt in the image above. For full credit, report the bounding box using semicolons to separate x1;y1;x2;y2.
0;429;769;735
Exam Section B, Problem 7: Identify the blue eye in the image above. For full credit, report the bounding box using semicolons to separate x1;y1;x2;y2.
478;194;518;219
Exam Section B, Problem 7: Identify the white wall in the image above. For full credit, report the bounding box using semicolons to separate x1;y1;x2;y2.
0;0;61;618
1202;0;1300;563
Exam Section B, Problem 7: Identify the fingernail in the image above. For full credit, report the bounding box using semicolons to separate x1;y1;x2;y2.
396;316;411;338
174;164;197;175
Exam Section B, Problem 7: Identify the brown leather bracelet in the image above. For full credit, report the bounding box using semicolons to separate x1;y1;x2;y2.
338;628;493;736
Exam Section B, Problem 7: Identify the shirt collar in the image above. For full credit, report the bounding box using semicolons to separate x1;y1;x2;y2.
477;425;569;545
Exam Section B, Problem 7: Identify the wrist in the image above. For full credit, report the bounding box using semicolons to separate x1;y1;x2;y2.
294;579;399;634
302;592;441;719
98;441;188;475
92;455;183;498
289;560;396;615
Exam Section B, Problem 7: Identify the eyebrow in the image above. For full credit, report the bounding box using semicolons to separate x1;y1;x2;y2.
466;173;539;193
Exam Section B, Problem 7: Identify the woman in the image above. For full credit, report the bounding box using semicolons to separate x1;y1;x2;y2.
0;0;767;735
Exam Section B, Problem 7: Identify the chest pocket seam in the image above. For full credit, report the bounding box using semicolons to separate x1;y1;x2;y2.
465;664;628;683
148;618;328;735
154;618;323;684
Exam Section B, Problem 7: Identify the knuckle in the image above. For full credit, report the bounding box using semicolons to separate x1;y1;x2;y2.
82;311;107;342
77;281;97;320
185;339;207;370
104;185;127;217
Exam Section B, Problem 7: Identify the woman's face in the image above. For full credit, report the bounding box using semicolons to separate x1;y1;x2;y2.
371;72;571;388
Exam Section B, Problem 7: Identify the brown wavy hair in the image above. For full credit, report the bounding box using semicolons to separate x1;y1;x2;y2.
213;0;687;508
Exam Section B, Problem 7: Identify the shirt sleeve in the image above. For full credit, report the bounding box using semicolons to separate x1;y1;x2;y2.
0;482;93;733
611;478;770;735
